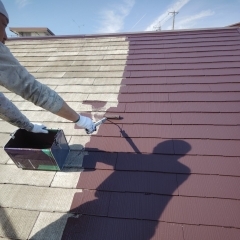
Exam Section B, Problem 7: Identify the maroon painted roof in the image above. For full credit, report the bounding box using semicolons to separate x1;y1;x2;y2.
60;27;240;239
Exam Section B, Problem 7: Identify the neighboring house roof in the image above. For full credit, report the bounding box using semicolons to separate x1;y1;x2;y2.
228;22;240;27
1;26;240;239
9;27;55;36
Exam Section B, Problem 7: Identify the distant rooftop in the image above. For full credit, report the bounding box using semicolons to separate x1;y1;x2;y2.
9;27;55;37
227;22;240;27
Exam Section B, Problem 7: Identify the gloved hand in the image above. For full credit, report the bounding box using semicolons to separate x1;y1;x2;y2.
31;123;48;134
76;114;95;133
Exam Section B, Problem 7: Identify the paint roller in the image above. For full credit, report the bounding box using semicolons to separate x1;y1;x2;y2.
85;115;122;134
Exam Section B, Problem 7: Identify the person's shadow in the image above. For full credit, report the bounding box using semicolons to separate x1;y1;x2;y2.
30;138;191;240
62;138;191;239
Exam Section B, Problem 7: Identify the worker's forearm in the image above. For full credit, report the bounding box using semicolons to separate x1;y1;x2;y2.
54;101;79;122
0;43;63;114
0;92;34;131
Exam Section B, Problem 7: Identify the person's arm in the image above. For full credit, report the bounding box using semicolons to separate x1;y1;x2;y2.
54;102;95;132
0;92;34;131
0;43;94;132
0;93;49;133
54;101;79;122
0;43;63;114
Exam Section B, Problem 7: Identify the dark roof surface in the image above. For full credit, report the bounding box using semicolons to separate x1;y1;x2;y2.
65;27;240;239
1;27;240;239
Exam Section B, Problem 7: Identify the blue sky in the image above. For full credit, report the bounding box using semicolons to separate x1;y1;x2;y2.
3;0;240;37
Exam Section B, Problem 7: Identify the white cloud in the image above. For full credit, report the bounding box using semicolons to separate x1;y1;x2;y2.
145;0;191;31
176;10;215;29
97;0;135;33
15;0;31;8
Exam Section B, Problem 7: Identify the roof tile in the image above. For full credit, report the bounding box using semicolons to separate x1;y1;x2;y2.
122;124;240;139
174;139;240;156
77;169;179;195
178;174;240;199
62;215;184;240
125;102;240;113
0;208;39;239
85;137;175;154
183;224;240;240
109;192;240;227
116;153;190;173
70;190;111;216
169;92;240;102
171;112;240;125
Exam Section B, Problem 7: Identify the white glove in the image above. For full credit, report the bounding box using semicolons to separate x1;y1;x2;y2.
76;114;95;133
31;123;48;134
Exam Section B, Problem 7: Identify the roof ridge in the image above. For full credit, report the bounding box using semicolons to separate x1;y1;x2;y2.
6;26;239;42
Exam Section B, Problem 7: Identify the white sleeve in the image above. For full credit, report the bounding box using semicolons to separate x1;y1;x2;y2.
0;43;64;113
0;92;34;131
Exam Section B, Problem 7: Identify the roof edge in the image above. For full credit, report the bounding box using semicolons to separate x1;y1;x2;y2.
9;27;55;36
227;22;240;27
6;26;240;41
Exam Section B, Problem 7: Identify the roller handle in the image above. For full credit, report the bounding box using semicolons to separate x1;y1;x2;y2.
85;117;107;134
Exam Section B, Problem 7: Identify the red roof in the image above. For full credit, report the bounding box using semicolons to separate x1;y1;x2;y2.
61;27;240;239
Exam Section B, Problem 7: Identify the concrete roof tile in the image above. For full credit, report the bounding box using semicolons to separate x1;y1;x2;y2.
25;66;40;72
17;56;50;62
0;134;12;147
50;168;82;188
55;85;121;93
0;92;16;100
0;184;81;212
0;208;39;239
69;136;91;150
0;148;10;164
29;212;73;240
63;150;87;168
74;55;104;61
38;65;100;72
0;86;11;93
0;164;55;186
37;78;95;86
93;78;123;85
98;65;126;71
12;101;44;111
103;54;128;60
33;72;66;78
25;52;52;57
87;93;119;102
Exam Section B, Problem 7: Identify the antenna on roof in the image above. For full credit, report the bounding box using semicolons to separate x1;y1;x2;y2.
72;19;84;33
168;11;179;30
153;25;161;31
153;20;163;31
153;14;169;31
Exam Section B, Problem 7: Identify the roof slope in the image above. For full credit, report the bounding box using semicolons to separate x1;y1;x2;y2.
0;27;240;239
